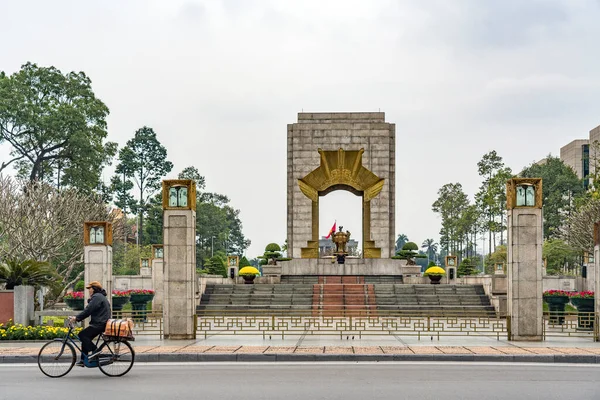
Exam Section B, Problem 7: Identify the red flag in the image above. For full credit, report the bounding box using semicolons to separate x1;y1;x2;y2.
325;222;336;239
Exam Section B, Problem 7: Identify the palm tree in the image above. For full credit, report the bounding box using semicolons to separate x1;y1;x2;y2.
395;234;409;253
0;259;58;290
421;239;439;264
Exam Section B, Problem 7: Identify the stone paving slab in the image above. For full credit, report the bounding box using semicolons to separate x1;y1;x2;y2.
353;346;384;354
436;346;473;354
3;343;600;363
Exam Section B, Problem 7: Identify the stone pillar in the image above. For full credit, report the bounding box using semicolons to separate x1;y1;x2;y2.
506;178;543;341
152;257;165;311
83;221;113;309
594;222;600;341
446;267;457;284
13;285;35;326
163;180;197;340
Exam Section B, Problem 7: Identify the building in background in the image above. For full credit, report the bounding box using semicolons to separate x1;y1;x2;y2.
560;139;589;188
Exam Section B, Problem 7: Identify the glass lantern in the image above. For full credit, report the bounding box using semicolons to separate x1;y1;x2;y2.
154;247;163;259
516;183;536;207
169;185;188;208
89;225;105;244
141;258;149;268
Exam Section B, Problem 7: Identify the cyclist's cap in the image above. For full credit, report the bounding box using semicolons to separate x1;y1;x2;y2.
85;281;103;290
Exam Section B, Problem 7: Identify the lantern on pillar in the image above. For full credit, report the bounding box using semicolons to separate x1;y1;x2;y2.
84;222;113;246
140;258;150;269
162;180;196;210
506;178;542;209
152;245;164;259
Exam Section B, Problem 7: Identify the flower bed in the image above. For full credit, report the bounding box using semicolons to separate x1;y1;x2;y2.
568;291;594;299
112;290;131;297
0;320;81;341
542;290;571;297
129;289;154;295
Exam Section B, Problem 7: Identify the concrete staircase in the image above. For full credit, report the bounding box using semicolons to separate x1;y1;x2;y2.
373;284;496;315
198;282;495;317
197;284;314;315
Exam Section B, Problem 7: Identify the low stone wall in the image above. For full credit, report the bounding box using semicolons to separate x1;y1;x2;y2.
542;276;577;292
281;258;416;276
113;275;154;291
0;291;14;323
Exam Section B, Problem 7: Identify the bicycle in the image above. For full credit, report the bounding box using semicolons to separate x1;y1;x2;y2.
37;321;135;378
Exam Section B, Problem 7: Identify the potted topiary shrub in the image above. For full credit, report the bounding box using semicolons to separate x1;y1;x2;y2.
262;243;282;265
424;266;446;285
394;242;427;265
64;291;84;310
569;291;594;330
543;290;570;325
238;266;260;284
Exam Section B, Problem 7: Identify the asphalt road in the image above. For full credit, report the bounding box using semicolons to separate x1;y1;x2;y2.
1;362;599;400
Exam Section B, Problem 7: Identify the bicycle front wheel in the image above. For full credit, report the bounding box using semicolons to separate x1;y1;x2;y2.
38;340;76;378
97;340;135;377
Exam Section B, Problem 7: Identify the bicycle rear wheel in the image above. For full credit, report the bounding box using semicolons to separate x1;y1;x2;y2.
97;339;135;377
38;340;76;378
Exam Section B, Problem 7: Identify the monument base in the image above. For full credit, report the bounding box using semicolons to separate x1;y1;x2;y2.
277;258;421;276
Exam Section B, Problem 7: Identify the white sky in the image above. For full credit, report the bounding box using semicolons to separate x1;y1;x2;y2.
1;0;599;258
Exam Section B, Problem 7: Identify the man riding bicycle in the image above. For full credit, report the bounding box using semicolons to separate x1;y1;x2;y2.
68;281;111;367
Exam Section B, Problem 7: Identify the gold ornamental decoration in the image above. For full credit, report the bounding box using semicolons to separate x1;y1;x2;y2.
298;148;384;259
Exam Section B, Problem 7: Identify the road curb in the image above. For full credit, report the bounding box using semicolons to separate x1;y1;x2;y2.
4;353;600;364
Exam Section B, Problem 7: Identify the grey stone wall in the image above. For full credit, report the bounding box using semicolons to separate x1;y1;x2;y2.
287;112;395;258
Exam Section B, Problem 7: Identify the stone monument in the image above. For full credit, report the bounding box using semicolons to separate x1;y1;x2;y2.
506;178;543;341
83;221;113;308
162;180;197;339
280;112;417;276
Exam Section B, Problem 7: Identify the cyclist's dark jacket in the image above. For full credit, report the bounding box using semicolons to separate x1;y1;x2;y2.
75;289;111;329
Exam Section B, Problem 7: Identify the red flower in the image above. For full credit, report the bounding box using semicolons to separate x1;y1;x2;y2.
568;291;594;299
64;291;84;299
543;290;571;297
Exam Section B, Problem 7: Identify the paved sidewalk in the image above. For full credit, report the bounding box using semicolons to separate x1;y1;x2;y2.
3;334;600;363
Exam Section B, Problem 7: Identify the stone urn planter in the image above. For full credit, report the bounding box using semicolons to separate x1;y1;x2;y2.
111;291;131;318
65;298;85;311
570;294;594;331
424;266;446;285
64;292;85;311
239;266;260;285
543;294;570;325
129;290;155;322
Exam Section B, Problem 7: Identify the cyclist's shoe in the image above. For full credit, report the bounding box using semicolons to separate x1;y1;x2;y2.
75;360;85;367
88;349;102;359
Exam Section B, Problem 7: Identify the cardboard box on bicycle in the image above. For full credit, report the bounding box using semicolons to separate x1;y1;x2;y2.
103;318;134;338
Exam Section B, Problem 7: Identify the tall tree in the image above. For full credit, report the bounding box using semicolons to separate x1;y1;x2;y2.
476;151;512;254
520;155;584;239
112;126;173;246
432;183;469;258
562;196;600;252
395;234;409;253
0;175;120;303
421;238;438;263
0;62;116;192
